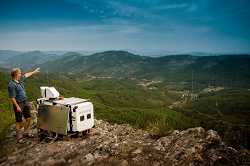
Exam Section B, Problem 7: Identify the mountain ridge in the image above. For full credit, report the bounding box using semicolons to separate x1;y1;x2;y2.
1;50;250;90
25;51;250;90
0;49;24;61
0;51;61;69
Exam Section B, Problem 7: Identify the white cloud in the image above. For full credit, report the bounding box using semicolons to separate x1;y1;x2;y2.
153;4;188;10
186;4;197;12
0;24;145;51
0;0;249;53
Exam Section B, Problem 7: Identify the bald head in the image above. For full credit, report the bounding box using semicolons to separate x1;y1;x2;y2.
11;68;21;78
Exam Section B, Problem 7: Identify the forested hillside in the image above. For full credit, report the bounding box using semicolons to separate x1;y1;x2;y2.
1;50;250;91
0;66;10;73
1;51;250;150
182;88;250;124
17;51;250;92
0;49;23;61
0;70;249;150
0;72;192;136
180;88;250;149
0;51;60;69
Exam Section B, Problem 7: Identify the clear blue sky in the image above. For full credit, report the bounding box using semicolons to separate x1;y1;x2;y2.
0;0;249;55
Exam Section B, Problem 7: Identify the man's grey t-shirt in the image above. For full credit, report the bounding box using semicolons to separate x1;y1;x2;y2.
8;75;27;103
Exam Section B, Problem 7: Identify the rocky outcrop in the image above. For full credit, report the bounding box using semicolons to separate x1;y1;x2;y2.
1;119;249;166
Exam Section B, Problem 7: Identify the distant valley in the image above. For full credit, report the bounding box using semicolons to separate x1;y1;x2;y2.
0;50;250;150
0;50;249;92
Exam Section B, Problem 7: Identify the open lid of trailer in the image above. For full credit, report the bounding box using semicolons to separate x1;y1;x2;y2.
54;97;88;105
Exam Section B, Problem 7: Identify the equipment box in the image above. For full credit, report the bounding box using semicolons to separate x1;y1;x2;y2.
36;87;94;137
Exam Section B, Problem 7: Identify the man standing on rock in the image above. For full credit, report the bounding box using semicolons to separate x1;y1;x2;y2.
8;68;40;144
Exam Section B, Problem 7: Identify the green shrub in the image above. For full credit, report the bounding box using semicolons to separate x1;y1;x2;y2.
148;117;173;137
0;90;16;147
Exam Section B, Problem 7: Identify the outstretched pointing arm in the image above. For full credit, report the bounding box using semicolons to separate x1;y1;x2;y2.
25;68;40;78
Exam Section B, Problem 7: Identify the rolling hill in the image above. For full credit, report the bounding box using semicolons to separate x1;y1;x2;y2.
0;49;23;61
0;50;250;150
1;50;249;91
18;50;250;91
0;50;61;69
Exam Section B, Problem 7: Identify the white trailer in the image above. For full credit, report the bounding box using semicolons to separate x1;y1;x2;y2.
36;87;94;140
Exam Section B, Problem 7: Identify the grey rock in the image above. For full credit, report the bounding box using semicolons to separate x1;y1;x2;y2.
1;119;249;166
